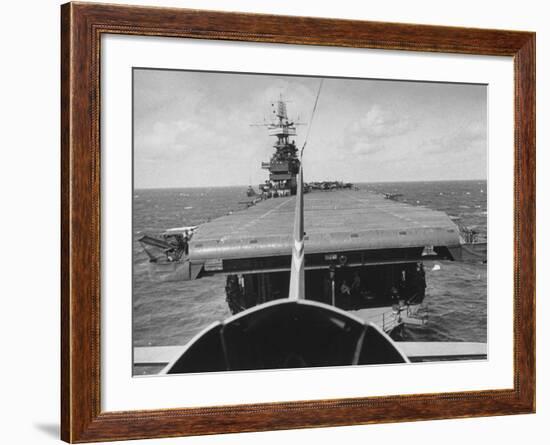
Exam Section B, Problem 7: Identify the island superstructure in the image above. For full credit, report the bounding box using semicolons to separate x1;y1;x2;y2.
255;95;301;197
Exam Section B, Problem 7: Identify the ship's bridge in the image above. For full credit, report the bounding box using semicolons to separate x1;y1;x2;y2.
267;126;297;137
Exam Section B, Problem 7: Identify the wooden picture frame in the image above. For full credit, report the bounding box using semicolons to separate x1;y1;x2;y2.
61;2;535;442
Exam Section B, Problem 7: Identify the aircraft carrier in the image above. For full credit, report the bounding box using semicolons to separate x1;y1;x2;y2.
139;96;483;328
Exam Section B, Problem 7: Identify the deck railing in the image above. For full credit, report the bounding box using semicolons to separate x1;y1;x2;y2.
380;309;401;332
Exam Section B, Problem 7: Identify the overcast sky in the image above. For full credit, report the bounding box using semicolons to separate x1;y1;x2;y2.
134;69;487;189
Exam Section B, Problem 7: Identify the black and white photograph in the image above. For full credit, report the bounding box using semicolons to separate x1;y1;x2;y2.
132;68;488;376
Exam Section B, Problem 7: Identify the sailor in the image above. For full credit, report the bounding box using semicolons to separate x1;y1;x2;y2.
351;271;361;295
398;268;409;300
417;262;426;282
408;263;427;304
390;285;399;303
177;232;189;256
340;280;351;296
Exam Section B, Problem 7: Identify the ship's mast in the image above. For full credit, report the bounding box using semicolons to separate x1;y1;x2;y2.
270;94;296;147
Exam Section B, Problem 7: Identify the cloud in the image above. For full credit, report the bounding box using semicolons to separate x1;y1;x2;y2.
421;121;486;155
349;141;387;156
136;120;198;161
351;105;415;140
136;103;259;163
133;69;487;187
326;105;415;160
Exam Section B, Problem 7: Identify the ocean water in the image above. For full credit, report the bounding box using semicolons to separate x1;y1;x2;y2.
133;180;487;374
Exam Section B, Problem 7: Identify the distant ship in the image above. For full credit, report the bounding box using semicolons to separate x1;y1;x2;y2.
246;185;257;197
384;192;403;201
137;94;487;372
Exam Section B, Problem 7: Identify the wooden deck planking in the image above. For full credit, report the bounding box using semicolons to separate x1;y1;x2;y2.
189;190;461;261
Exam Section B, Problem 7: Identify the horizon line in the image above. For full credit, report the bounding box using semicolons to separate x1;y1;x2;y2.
134;178;488;191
